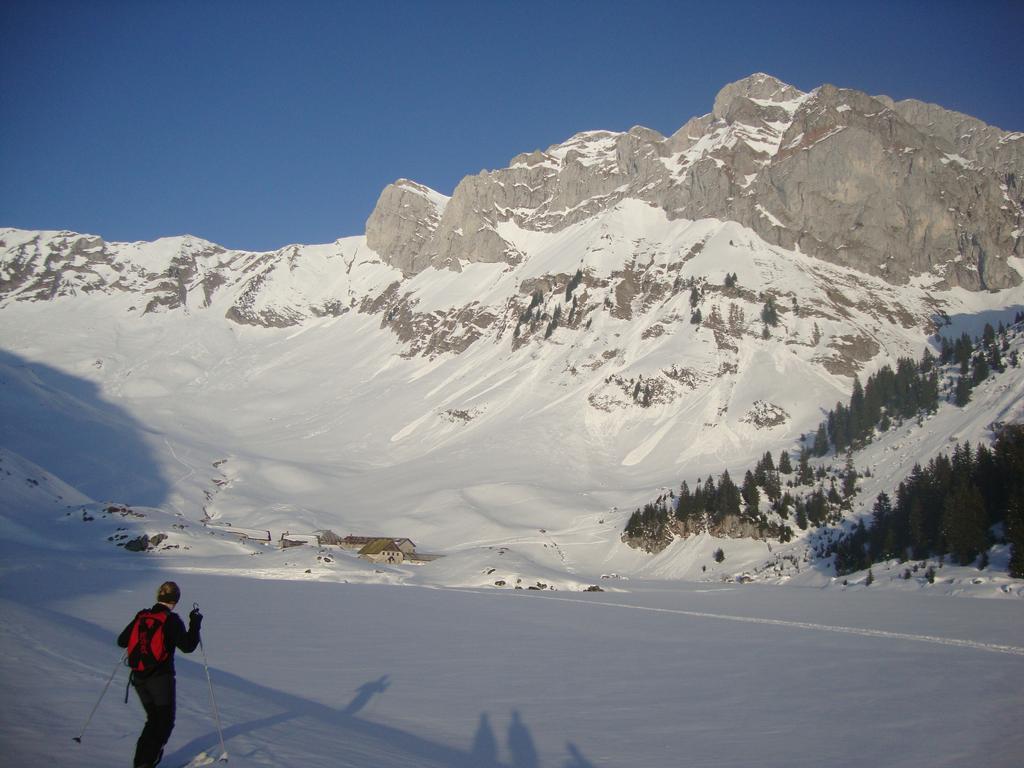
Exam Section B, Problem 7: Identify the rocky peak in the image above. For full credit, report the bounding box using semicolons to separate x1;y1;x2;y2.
363;73;1021;291
884;97;1024;178
365;179;449;275
11;73;1019;335
711;73;806;121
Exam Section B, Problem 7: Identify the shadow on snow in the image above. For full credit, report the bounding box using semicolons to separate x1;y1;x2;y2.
22;597;601;768
0;348;170;507
165;665;600;768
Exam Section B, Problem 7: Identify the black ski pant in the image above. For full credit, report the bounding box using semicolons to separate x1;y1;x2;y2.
131;672;176;767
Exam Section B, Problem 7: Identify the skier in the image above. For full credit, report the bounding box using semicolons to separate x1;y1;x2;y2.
118;581;202;768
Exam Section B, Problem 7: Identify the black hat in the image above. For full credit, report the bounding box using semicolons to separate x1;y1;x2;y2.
157;581;181;604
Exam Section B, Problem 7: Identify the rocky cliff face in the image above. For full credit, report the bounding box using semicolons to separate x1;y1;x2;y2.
366;73;1023;291
2;74;1022;396
364;180;449;275
0;228;396;328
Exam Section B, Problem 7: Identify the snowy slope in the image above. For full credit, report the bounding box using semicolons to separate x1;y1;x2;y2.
3;204;1024;592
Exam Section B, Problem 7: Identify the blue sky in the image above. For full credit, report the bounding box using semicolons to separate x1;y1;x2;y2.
2;0;1022;252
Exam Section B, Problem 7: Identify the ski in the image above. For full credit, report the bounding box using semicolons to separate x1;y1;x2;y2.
180;750;228;767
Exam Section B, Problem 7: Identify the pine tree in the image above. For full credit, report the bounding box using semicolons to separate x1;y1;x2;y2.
794;498;808;530
798;448;813;486
829;402;850;453
942;482;988;566
741;470;760;514
778;492;794;520
763;471;782;504
1007;494;1024;579
827;482;842;506
703;475;717;512
939;335;954;364
625;508;642;538
778;450;793;475
716;470;742;520
972;443;1000;526
641;383;652;408
972;353;990;385
951;442;973;486
920;347;936;373
983;322;996;350
849;375;866;444
870;492;894;559
806;489;828;527
923;370;940;413
905;494;925;559
813;423;829;457
565;268;583;301
676;481;693;521
955;333;973;374
761;295;779;327
529;290;544;311
954;375;972;406
842;453;858;499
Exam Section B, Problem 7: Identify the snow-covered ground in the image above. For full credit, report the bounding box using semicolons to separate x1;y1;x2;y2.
3;549;1023;768
3;213;1024;765
2;445;1023;767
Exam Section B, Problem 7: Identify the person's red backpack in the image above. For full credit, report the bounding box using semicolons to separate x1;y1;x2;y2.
125;610;171;673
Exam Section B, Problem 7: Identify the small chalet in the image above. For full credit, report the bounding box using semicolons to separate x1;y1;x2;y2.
341;535;376;550
392;538;416;556
344;535;417;555
358;538;405;564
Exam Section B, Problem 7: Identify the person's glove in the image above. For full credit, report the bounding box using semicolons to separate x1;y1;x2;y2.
189;607;203;627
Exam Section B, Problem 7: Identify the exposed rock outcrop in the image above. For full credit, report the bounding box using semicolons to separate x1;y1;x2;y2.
366;73;1022;290
365;179;449;275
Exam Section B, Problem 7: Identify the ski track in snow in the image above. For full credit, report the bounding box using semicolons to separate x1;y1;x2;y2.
621;417;674;466
536;594;1024;657
165;438;197;485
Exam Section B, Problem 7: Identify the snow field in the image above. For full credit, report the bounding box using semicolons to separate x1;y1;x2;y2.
2;560;1022;768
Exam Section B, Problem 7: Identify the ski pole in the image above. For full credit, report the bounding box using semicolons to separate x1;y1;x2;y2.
194;602;228;762
73;654;125;743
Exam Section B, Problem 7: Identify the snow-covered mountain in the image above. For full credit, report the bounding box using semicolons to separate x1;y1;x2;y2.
1;73;1023;591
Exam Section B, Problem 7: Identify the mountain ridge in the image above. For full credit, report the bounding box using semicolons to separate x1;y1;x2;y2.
2;73;1023;588
364;73;1022;292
